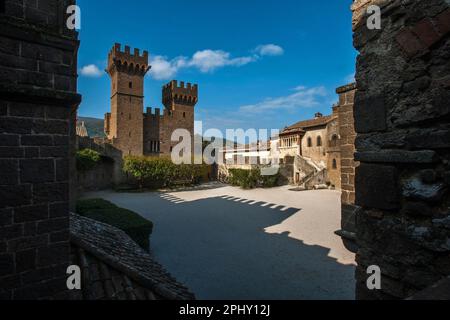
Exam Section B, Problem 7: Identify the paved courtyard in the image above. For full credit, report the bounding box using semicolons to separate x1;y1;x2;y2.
84;183;356;300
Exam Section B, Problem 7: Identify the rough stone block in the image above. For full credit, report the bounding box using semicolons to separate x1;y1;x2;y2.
50;229;69;243
20;159;55;183
412;18;442;48
14;204;48;223
40;146;68;158
0;159;18;185
13;277;67;300
0;254;15;276
24;147;39;159
36;243;70;267
0;134;19;146
32;183;68;203
16;249;36;273
0;225;23;241
0;209;13;226
0;117;34;134
55;159;69;181
21;135;53;146
395;27;426;57
7;235;48;252
8;102;44;118
49;202;69;218
21;264;67;285
0;146;24;158
406;129;450;150
356;163;400;210
0;185;32;208
355;150;438;164
32;119;69;135
434;8;450;35
37;217;69;234
354;94;387;133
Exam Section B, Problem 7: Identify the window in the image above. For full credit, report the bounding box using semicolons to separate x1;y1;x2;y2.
332;159;338;170
330;134;338;147
129;82;133;89
307;137;312;147
317;136;322;147
183;112;186;118
129;114;132;120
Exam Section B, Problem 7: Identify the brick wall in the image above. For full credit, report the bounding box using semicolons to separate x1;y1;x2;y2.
352;0;450;299
0;0;81;299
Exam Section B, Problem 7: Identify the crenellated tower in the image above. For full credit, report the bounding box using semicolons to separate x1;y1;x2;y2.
105;43;150;156
159;80;199;155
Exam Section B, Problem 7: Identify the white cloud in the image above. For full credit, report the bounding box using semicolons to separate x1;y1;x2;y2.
149;56;182;80
255;44;284;56
189;50;256;72
80;64;103;77
239;86;328;113
148;44;283;80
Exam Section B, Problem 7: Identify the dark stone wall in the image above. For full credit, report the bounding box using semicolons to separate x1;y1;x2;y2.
0;0;81;299
352;0;450;299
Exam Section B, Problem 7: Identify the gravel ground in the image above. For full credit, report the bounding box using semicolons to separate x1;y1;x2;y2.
84;183;356;300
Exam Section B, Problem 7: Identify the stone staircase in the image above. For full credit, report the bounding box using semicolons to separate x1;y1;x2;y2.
295;155;327;189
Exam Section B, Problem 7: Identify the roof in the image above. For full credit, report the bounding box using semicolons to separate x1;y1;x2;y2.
284;115;335;132
70;213;195;300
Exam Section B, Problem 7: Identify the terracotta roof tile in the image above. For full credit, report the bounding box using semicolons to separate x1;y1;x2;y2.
70;213;195;300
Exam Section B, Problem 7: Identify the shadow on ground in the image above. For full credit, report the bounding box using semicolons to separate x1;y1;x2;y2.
88;191;355;300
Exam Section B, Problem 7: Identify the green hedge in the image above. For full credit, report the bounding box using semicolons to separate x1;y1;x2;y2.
123;156;210;189
228;168;279;189
76;149;101;171
76;198;153;251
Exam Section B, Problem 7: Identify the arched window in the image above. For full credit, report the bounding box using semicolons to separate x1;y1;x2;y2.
307;137;312;147
317;136;322;147
129;82;133;89
330;134;338;147
332;159;337;169
183;112;186;118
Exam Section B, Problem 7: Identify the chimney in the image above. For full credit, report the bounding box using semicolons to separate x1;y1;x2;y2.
315;112;323;118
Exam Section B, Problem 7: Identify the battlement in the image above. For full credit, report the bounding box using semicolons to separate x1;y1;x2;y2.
107;43;150;76
162;80;198;108
144;107;162;117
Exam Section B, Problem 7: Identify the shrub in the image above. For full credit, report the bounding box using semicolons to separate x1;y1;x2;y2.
76;198;153;251
228;168;279;189
123;156;209;189
76;149;101;171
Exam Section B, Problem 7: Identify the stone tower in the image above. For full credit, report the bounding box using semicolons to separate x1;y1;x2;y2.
105;43;150;156
160;80;198;155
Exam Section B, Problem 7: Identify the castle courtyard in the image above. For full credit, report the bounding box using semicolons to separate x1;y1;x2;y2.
83;185;356;300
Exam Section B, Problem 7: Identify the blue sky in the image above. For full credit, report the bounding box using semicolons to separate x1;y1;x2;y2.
77;0;356;134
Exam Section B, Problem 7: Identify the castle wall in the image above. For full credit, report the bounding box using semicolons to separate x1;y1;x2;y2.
110;94;143;156
352;0;450;299
0;0;81;299
143;108;161;156
327;111;342;190
336;84;358;205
